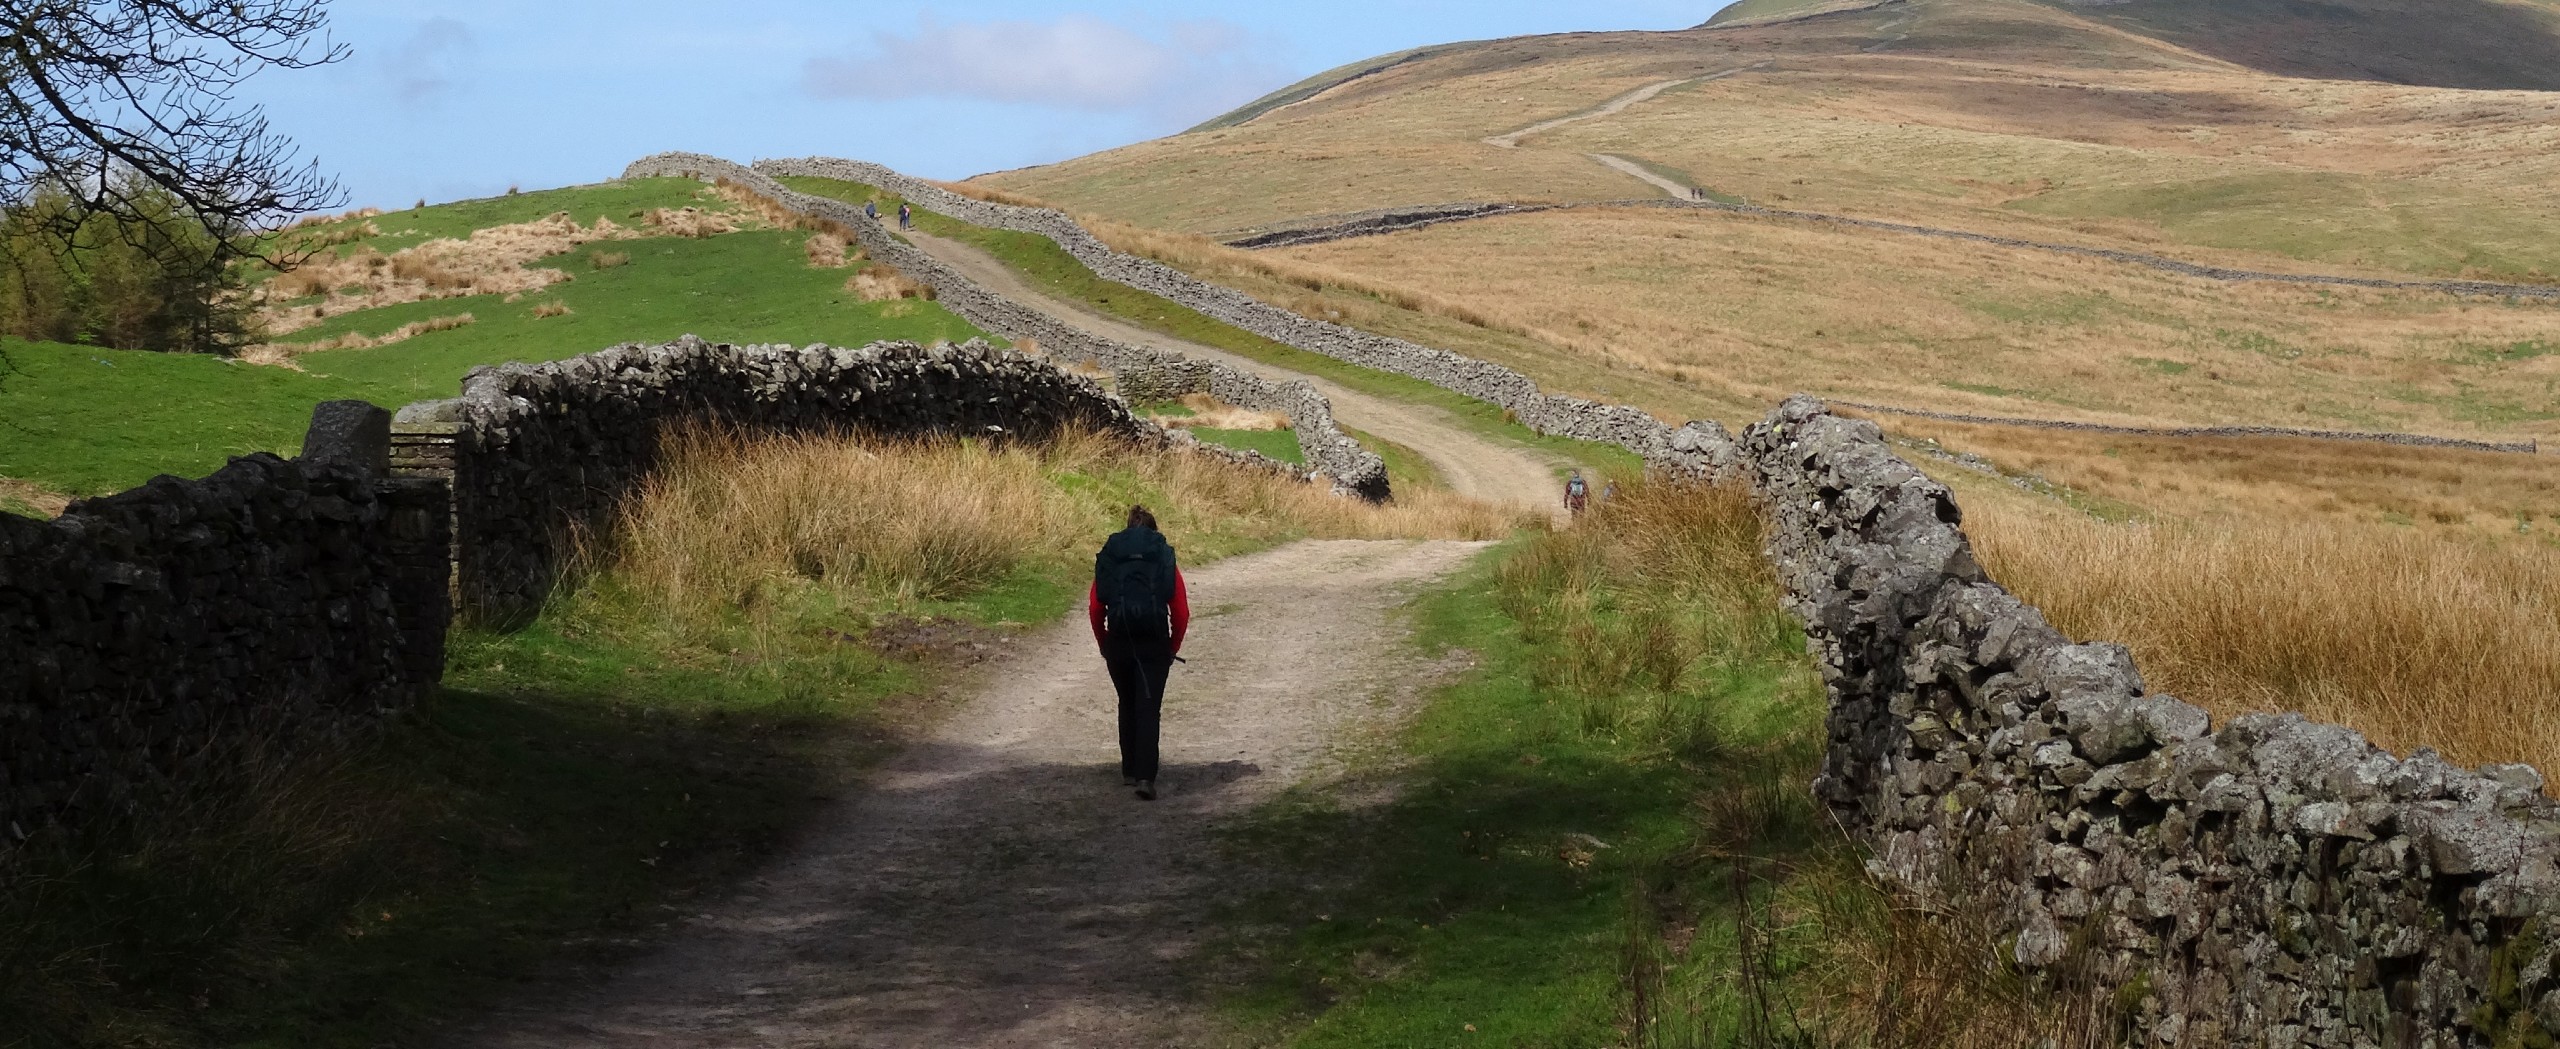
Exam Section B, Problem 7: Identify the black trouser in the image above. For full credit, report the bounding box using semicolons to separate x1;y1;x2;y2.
1102;633;1174;781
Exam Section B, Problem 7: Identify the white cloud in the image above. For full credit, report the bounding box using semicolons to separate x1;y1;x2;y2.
800;15;1288;123
379;18;474;106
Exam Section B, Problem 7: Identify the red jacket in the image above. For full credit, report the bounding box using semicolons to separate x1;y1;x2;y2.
1088;569;1189;654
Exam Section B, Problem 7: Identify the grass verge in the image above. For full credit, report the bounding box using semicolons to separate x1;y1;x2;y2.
1213;481;2110;1046
1192;427;1306;464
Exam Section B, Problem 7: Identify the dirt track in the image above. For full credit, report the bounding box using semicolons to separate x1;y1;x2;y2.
905;229;1578;516
458;539;1489;1048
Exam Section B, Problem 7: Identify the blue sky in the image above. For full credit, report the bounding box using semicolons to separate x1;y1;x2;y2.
245;1;1731;212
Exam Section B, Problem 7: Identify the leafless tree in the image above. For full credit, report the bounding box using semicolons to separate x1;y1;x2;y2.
0;1;346;239
0;1;344;363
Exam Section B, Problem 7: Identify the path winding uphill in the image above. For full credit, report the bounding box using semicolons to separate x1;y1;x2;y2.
903;228;1578;515
460;539;1488;1048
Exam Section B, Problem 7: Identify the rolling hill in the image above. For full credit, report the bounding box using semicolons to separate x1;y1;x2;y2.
971;0;2560;458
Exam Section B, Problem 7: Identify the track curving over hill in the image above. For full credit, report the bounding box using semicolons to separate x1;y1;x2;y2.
901;229;1579;513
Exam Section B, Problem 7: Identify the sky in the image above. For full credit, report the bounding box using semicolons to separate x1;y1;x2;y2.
239;0;1733;212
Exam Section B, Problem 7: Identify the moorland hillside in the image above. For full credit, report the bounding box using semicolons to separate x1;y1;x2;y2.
975;0;2560;461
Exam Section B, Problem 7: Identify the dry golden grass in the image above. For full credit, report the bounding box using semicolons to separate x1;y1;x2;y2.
259;213;632;334
1;476;69;517
530;300;572;319
803;232;853;268
1878;417;2560;530
242;312;476;363
1971;511;2560;772
641;206;740;239
1149;392;1289;431
283;206;384;231
846;265;933;302
1274;207;2560;444
589;251;630;271
609;427;1531;618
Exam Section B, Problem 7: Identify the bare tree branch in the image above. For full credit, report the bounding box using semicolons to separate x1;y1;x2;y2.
0;1;343;359
0;1;345;247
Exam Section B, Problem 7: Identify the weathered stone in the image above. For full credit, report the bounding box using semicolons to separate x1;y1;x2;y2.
299;400;392;474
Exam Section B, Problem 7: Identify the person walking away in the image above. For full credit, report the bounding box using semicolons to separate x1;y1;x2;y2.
1089;505;1189;800
897;201;913;231
1564;469;1590;518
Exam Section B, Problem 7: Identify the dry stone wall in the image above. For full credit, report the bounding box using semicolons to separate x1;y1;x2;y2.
0;454;449;840
1738;394;2560;1047
619;153;1388;501
393;336;1161;622
741;155;1682;461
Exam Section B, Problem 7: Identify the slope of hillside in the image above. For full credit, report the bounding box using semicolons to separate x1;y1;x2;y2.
2041;0;2560;91
972;0;2560;455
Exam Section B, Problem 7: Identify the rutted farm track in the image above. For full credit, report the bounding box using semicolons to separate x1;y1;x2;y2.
458;541;1488;1049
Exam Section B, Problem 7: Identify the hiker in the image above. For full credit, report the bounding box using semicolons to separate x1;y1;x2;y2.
1602;480;1622;505
897;201;913;230
864;199;879;221
1089;505;1190;800
1565;469;1590;517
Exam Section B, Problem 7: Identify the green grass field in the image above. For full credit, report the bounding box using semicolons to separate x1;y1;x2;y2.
286;178;715;257
0;340;375;496
287;231;982;404
0;181;984;499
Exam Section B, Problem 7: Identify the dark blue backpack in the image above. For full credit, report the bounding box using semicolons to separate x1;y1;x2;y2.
1095;528;1175;641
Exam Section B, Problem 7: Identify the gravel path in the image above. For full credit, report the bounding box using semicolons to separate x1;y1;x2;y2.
457;539;1491;1049
905;229;1580;517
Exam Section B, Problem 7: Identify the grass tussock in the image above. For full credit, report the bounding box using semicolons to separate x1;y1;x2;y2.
1147;391;1289;432
260;212;631;333
847;265;933;302
530;300;572;319
803;231;855;268
1973;511;2560;772
642;206;740;239
610;427;1530;624
1;476;69;517
242;311;476;363
588;250;630;270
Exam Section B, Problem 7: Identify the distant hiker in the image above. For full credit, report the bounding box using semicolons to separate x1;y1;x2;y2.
897;201;913;230
864;199;880;221
1089;505;1190;801
1602;480;1622;504
1565;469;1590;517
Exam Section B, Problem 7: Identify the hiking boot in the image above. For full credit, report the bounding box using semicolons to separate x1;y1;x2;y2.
1134;779;1157;801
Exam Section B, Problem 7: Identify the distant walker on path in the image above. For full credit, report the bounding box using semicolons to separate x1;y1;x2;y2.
897;201;913;231
1089;505;1190;800
1565;469;1590;518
